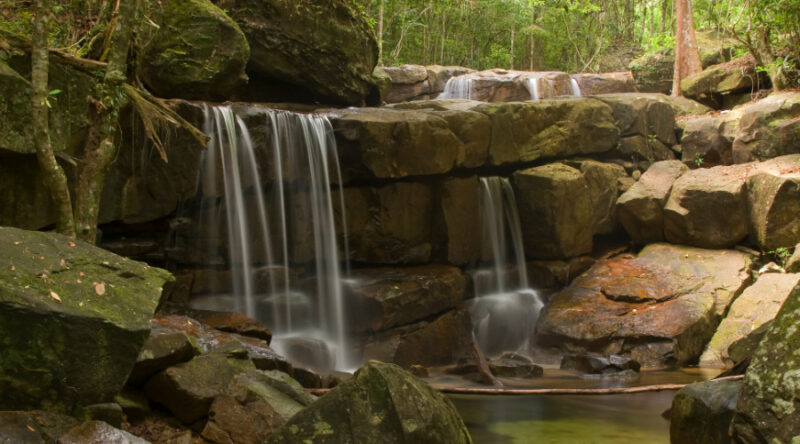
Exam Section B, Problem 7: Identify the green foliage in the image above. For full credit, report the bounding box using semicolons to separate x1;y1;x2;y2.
767;246;793;265
694;153;704;167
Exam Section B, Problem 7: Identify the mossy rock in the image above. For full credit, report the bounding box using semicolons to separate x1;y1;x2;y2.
266;361;472;443
670;379;741;444
216;0;378;106
139;0;250;100
0;227;173;412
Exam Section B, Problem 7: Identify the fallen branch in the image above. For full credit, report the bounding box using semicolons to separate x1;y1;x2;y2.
306;375;743;396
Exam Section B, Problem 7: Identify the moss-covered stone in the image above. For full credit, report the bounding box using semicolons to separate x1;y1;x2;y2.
732;92;800;163
680;54;769;105
670;379;741;444
139;0;250;100
746;155;800;250
266;361;473;443
0;227;173;412
217;0;378;106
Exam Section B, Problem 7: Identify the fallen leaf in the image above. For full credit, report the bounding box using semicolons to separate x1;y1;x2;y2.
79;272;85;277
94;282;106;295
69;241;76;247
26;425;35;432
49;291;61;302
9;265;14;271
13;241;21;246
60;258;67;268
76;279;82;283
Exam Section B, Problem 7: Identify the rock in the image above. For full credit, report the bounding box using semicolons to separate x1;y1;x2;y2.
426;65;475;95
343;182;434;264
432;177;481;265
681;55;769;105
439;69;574;102
565;160;628;234
475;98;619;166
344;265;466;333
746;155;800;250
663;164;751;249
218;0;377;105
730;282;800;442
361;308;474;368
670;379;741;444
436;109;491;169
786;244;800;273
408;365;430;377
513;163;593;259
381;65;431;102
85;403;125;428
202;370;315;444
680;110;743;167
331;108;461;179
58;420;150;444
115;389;151;422
0;411;80;444
560;354;641;374
629;52;675;94
617;160;689;244
144;344;256;423
127;328;202;385
727;321;771;365
572;72;637;95
179;308;272;342
611;135;675;165
266;361;472;444
138;0;248;100
701;273;800;366
489;352;543;378
0;227;173;411
732;92;800;163
594;93;677;146
0;152;58;230
526;256;596;288
536;243;753;367
371;67;393;103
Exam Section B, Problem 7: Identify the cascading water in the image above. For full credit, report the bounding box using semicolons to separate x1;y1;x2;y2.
467;177;543;357
527;77;541;101
570;77;583;97
438;75;474;99
193;105;352;370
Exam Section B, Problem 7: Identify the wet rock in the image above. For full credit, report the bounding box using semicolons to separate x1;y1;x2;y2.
218;0;378;106
179;308;272;342
343;182;434;264
202;370;315;444
0;411;79;444
536;243;753;367
594;93;677;146
663;163;751;249
475;98;618;166
426;65;476;95
0;227;173;411
290;366;324;389
560;354;641;374
144;344;256;423
127;328;202;385
266;361;472;444
670;379;741;444
681;55;768;106
701;273;800;366
138;0;249;100
468;290;543;357
732;92;800;163
58;420;150;444
746;155;800;250
617;160;688;244
573;72;637;95
526;256;596;288
345;265;466;333
513;163;593;259
361;307;474;368
680;110;743;167
489;352;543;378
730;282;800;442
331;108;461;179
409;365;430;377
433;176;482;266
275;337;335;370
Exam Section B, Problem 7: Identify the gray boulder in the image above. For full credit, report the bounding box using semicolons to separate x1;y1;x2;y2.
746;155;800;250
732;92;800;163
670;379;741;444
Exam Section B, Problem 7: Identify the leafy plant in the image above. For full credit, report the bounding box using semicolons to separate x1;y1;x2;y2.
694;153;704;167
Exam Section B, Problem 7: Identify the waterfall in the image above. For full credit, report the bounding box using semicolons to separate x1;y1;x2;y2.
570;77;583;97
438;75;473;99
194;105;351;370
467;177;543;357
527;78;540;101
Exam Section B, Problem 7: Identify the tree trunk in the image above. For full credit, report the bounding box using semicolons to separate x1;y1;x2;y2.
32;0;76;237
377;0;384;65
672;0;703;96
74;0;141;243
509;22;515;70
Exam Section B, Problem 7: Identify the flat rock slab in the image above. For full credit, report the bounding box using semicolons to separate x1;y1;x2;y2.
536;243;753;367
0;227;173;411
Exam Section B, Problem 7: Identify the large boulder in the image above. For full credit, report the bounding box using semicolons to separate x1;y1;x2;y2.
670;379;742;444
663;164;750;249
565;160;629;235
344;265;466;333
732;92;800;163
266;361;472;444
138;0;249;100
432;176;481;265
58;420;150;444
536;243;753;367
0;410;80;443
746;155;800;250
0;227;173;411
217;0;378;105
512;163;593;259
593;93;677;146
426;65;475;96
572;72;637;95
730;281;800;442
681;55;769;106
700;273;800;366
381;65;431;103
475;98;619;166
617;161;689;245
680;109;744;167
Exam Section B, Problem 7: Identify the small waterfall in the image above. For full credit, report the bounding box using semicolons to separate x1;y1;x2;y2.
570;77;582;97
438;75;473;99
468;177;543;357
527;78;540;101
194;105;351;370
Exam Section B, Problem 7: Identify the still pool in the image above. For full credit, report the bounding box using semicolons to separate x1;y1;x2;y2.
444;367;720;444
